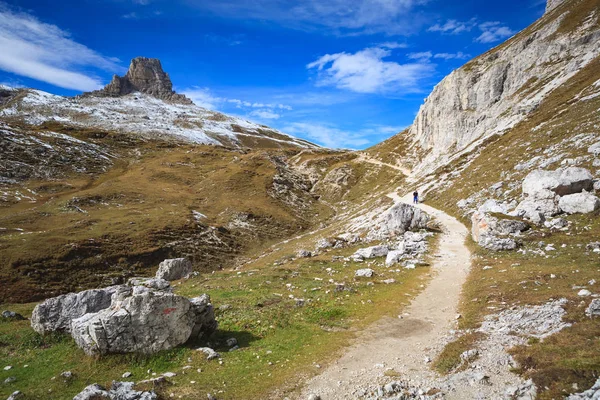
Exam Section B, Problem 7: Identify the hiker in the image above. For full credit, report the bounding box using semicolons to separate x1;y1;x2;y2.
413;190;419;204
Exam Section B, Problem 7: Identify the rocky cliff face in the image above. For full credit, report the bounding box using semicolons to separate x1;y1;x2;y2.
407;0;600;177
88;57;192;104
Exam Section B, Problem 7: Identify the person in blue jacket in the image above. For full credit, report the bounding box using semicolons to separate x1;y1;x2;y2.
413;190;419;204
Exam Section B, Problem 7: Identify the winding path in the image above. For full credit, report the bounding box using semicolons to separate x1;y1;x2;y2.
298;187;471;399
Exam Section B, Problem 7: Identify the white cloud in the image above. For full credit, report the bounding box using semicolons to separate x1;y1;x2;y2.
0;5;121;91
282;122;404;149
476;21;515;43
190;0;428;35
249;110;281;119
433;51;471;60
307;46;433;94
407;51;432;61
181;87;223;109
428;19;476;34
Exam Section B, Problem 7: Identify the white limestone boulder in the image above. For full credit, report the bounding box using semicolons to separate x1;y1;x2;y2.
155;258;192;281
522;167;594;197
31;285;125;335
558;192;600;214
367;203;429;240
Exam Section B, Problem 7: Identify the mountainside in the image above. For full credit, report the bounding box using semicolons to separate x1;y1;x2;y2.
0;58;317;150
368;0;600;179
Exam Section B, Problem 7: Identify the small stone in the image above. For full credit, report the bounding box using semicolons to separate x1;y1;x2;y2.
122;372;133;378
60;371;73;380
163;372;177;378
4;366;12;370
307;394;321;400
578;289;592;297
226;338;238;347
6;391;22;400
197;347;220;360
4;376;16;384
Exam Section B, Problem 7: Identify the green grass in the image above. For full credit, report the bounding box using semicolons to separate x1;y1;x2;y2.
0;236;434;399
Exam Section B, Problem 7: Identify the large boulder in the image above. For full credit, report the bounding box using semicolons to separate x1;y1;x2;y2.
352;245;389;260
367;203;429;240
71;290;216;356
73;381;157;400
522;167;594;197
189;294;218;342
514;189;560;222
385;250;404;267
155;258;192;281
31;285;125;335
471;212;529;243
559;192;600;214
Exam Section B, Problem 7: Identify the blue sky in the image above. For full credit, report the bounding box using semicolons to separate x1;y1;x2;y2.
0;0;546;148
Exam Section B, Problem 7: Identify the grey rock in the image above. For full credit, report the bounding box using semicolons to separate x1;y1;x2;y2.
567;377;600;399
296;249;312;258
367;203;430;240
522;167;594;197
559;192;600;214
355;269;375;278
352;245;389;259
515;189;560;221
385;250;404;266
31;285;125;334
60;371;73;380
226;338;238;347
588;142;600;157
1;311;25;321
189;294;217;342
4;376;16;384
6;391;22;400
197;347;220;360
155;258;193;281
585;299;600;318
544;217;568;230
307;394;321;400
460;349;479;362
586;242;600;251
73;381;157;400
127;278;171;293
87;57;192;105
471;212;527;250
71;290;214;355
504;379;537;400
315;238;333;251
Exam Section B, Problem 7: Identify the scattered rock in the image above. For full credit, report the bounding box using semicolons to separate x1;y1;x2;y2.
197;347;220;360
559;192;600;214
578;289;592;297
60;371;73;380
585;299;600;318
352;245;389;260
155;258;193;281
307;394;321;400
367;202;430;240
567;377;600;399
355;269;375;278
6;391;22;400
226;338;238;347
471;211;528;250
122;372;133;378
189;294;218;342
4;376;16;384
588;142;600;157
315;238;333;251
73;381;157;400
385;250;404;266
297;249;312;258
460;349;479;362
31;285;125;334
1;311;25;321
544;217;568;230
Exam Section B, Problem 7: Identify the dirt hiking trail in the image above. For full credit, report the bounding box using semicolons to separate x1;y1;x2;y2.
298;190;471;399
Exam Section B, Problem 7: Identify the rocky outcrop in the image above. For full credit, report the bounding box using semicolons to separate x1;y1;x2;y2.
87;57;192;104
155;258;193;281
407;0;600;176
546;0;566;13
71;287;216;355
31;285;124;334
367;203;430;240
73;381;157;400
352;245;389;260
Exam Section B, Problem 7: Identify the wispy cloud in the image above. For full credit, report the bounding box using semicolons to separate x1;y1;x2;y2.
204;33;244;46
281;122;404;149
428;18;476;34
407;51;433;61
188;0;428;35
181;86;222;109
433;51;470;60
307;45;433;94
249;110;280;120
475;21;515;43
0;4;121;91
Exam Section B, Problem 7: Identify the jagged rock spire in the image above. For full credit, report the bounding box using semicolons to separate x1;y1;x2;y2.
87;57;192;104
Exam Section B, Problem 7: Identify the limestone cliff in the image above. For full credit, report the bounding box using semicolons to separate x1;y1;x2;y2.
406;0;599;177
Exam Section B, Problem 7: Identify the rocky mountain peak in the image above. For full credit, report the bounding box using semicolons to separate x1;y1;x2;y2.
87;57;192;104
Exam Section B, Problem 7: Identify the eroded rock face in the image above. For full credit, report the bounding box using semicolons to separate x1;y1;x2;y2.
189;294;218;342
88;57;192;104
71;289;214;355
558;192;600;214
155;258;193;281
31;286;125;334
